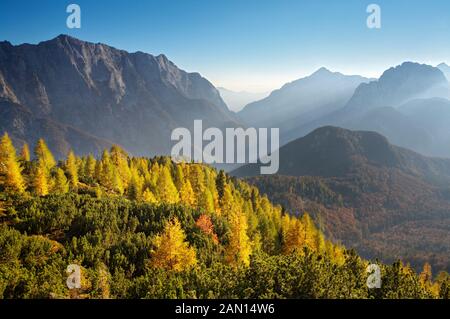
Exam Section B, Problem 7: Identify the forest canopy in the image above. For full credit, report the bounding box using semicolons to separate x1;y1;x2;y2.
0;133;448;299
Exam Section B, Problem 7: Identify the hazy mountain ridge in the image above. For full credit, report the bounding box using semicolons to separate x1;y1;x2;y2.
280;62;450;157
0;35;237;157
238;68;371;129
234;126;450;182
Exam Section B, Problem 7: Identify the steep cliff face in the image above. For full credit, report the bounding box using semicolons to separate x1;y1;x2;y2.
0;35;236;157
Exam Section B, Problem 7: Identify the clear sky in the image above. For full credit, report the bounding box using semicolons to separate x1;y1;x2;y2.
1;0;449;92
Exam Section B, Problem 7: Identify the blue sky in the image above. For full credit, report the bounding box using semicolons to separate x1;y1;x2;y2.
1;0;449;92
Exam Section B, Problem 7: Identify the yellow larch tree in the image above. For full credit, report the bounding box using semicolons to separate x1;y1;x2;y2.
21;143;31;162
150;218;197;272
179;179;195;207
0;133;26;193
225;209;252;267
66;150;79;189
84;154;96;180
156;166;179;204
34;139;56;170
33;159;49;196
54;168;69;194
142;188;157;204
110;145;131;188
282;216;305;255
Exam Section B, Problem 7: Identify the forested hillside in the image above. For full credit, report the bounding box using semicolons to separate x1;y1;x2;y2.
235;127;450;273
0;133;448;299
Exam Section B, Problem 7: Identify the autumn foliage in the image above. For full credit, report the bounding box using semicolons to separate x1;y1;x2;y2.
0;134;448;299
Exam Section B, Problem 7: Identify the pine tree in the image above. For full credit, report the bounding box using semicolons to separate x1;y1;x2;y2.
150;218;197;271
21;143;31;162
156;166;179;204
66;150;79;189
216;170;227;199
54;168;69;194
0;133;26;193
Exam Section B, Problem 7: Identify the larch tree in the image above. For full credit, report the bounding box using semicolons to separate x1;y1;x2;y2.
0;133;26;193
34;139;56;170
128;168;144;200
225;210;252;267
99;150;115;190
179;179;195;207
54;168;69;194
174;164;185;191
66;150;79;189
84;154;96;179
219;184;235;217
156;166;179;204
150;218;197;272
33;159;49;196
282;217;305;255
197;188;215;212
301;213;318;251
110;145;131;188
188;164;206;207
21;143;31;162
142;188;157;204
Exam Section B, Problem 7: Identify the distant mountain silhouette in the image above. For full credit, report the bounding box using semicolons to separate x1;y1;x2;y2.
234;126;450;184
282;63;450;157
0;35;239;157
238;68;370;129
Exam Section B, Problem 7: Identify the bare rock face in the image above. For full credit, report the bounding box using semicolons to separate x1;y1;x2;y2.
0;35;236;158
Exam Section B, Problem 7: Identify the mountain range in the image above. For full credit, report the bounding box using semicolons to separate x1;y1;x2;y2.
1;35;450;271
273;62;450;157
239;68;371;131
0;35;239;158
